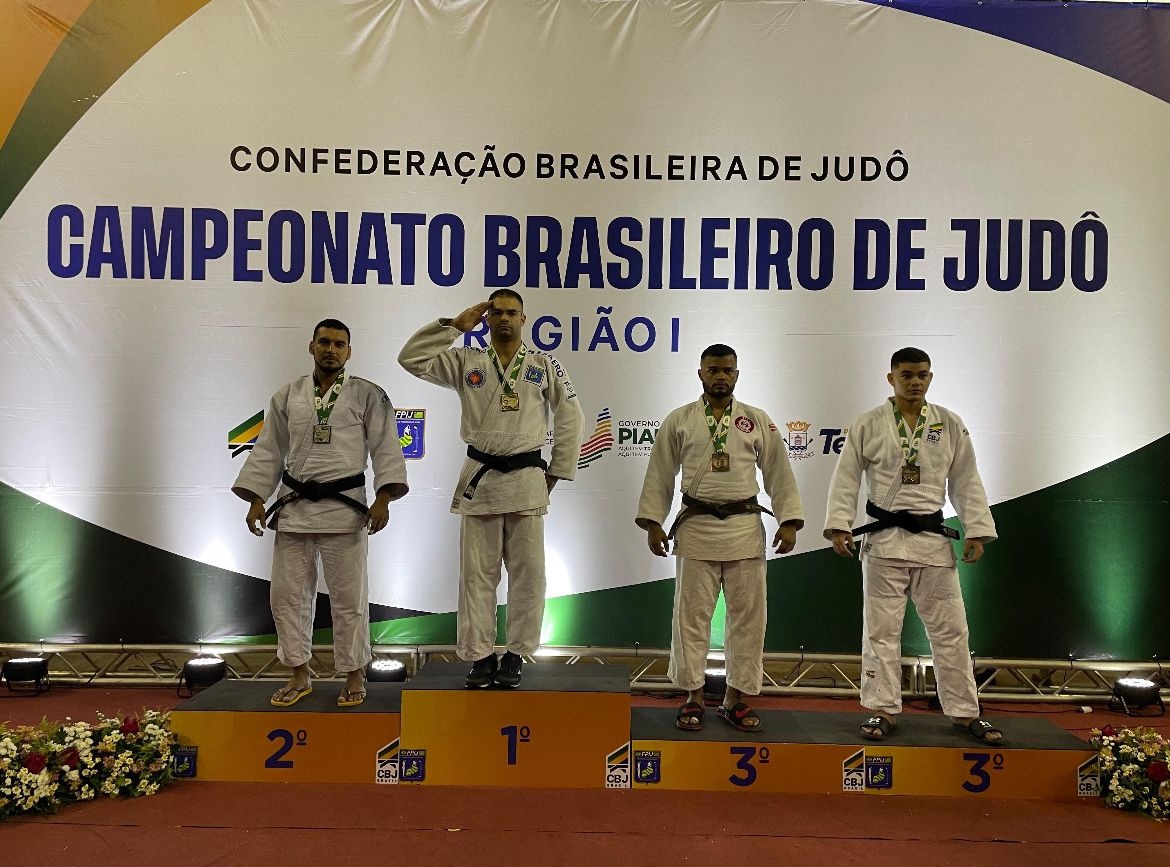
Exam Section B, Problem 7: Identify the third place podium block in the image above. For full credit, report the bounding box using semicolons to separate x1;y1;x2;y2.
397;661;632;788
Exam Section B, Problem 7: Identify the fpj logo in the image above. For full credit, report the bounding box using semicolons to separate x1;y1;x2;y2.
1077;756;1101;798
375;739;400;785
578;407;614;469
865;755;893;790
605;742;631;789
784;422;848;459
841;749;865;792
634;750;662;785
395;408;426;460
172;745;198;779
398;748;426;782
228;411;264;458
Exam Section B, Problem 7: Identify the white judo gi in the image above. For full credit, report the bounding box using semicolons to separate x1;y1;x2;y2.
637;398;804;695
398;320;583;661
233;374;408;672
824;400;996;719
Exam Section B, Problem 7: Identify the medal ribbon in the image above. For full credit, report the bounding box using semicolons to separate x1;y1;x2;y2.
313;371;346;425
487;344;527;396
703;397;733;455
893;401;929;467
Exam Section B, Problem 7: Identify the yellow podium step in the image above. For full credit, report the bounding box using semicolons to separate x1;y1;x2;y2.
397;662;632;788
629;707;1098;799
170;680;403;784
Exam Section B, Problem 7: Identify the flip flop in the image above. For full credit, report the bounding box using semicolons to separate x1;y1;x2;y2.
675;701;705;731
337;687;366;708
716;702;763;733
860;715;894;740
270;684;312;707
953;718;1003;744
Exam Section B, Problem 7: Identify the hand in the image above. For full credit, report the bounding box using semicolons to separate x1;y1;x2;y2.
646;523;670;557
367;495;390;535
545;474;559;494
827;529;856;558
962;538;985;563
245;499;267;537
772;523;797;555
451;301;492;333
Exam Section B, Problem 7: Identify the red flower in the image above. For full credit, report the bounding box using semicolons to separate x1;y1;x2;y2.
22;751;47;773
120;716;140;735
1100;725;1118;738
1147;760;1170;783
60;746;80;769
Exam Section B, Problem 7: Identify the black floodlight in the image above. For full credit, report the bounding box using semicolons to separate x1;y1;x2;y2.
178;656;226;697
2;656;49;694
366;659;407;683
1110;677;1166;716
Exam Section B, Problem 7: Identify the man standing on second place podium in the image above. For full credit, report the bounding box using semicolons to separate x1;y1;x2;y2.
398;290;583;689
636;343;804;733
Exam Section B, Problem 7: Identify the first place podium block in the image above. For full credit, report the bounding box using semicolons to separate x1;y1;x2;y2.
398;662;632;788
170;680;403;784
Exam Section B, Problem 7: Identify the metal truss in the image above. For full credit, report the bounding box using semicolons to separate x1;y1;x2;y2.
2;643;1166;705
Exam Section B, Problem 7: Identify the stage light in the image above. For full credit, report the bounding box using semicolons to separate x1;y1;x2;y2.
703;667;727;703
1110;677;1166;716
178;656;226;697
366;659;407;683
2;656;50;694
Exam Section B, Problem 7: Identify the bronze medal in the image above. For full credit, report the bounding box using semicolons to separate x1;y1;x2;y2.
901;463;920;485
313;424;332;444
500;393;520;412
710;452;731;472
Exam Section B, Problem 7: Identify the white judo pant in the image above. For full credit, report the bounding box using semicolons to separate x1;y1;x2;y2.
457;513;546;661
861;558;980;719
668;556;767;696
270;531;372;673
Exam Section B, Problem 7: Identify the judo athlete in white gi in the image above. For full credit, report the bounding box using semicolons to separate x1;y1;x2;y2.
398;290;584;688
233;319;409;708
636;344;804;733
824;347;1002;744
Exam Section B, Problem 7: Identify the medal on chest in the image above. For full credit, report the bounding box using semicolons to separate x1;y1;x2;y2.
710;452;731;472
500;393;520;412
313;424;332;444
901;463;920;485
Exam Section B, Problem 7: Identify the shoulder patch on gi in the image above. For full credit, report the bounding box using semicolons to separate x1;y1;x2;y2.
523;365;545;386
465;368;486;388
735;415;755;433
926;423;944;445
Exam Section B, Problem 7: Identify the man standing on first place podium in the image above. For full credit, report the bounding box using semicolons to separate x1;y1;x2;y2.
398;290;583;689
232;318;409;709
823;347;1002;744
636;344;804;733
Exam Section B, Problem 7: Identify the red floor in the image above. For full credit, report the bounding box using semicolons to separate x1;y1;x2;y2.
1;686;1167;865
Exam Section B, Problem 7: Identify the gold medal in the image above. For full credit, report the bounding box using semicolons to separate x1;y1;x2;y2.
313;424;332;444
901;463;920;485
710;452;730;472
500;393;520;411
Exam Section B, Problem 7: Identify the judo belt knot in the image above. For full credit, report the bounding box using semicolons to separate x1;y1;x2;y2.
263;471;369;528
851;501;960;540
667;494;775;538
462;446;548;500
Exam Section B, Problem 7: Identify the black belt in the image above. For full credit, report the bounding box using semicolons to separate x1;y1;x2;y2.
265;471;367;528
666;493;774;539
462;446;547;500
851;500;960;540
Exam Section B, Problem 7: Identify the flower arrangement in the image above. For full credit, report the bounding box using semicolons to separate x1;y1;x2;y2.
1091;724;1170;822
1;710;175;820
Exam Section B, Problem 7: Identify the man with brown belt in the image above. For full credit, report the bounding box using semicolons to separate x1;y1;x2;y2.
636;344;803;732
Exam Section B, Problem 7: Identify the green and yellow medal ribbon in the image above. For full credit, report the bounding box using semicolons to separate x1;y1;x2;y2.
703;397;732;455
487;344;527;397
892;401;929;467
313;371;346;425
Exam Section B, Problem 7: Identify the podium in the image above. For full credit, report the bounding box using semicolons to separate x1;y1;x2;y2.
168;672;1099;799
396;662;632;788
628;707;1098;799
170;680;403;784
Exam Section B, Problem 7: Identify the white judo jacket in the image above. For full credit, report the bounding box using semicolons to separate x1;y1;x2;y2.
637;397;804;561
398;320;584;515
233;374;409;533
824;399;997;566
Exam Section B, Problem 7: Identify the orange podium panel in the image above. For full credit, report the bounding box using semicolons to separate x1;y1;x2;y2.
170;681;403;784
398;662;632;788
629;707;1098;799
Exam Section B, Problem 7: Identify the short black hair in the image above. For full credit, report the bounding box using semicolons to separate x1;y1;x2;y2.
314;318;351;341
488;289;524;309
891;347;930;368
700;343;737;363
